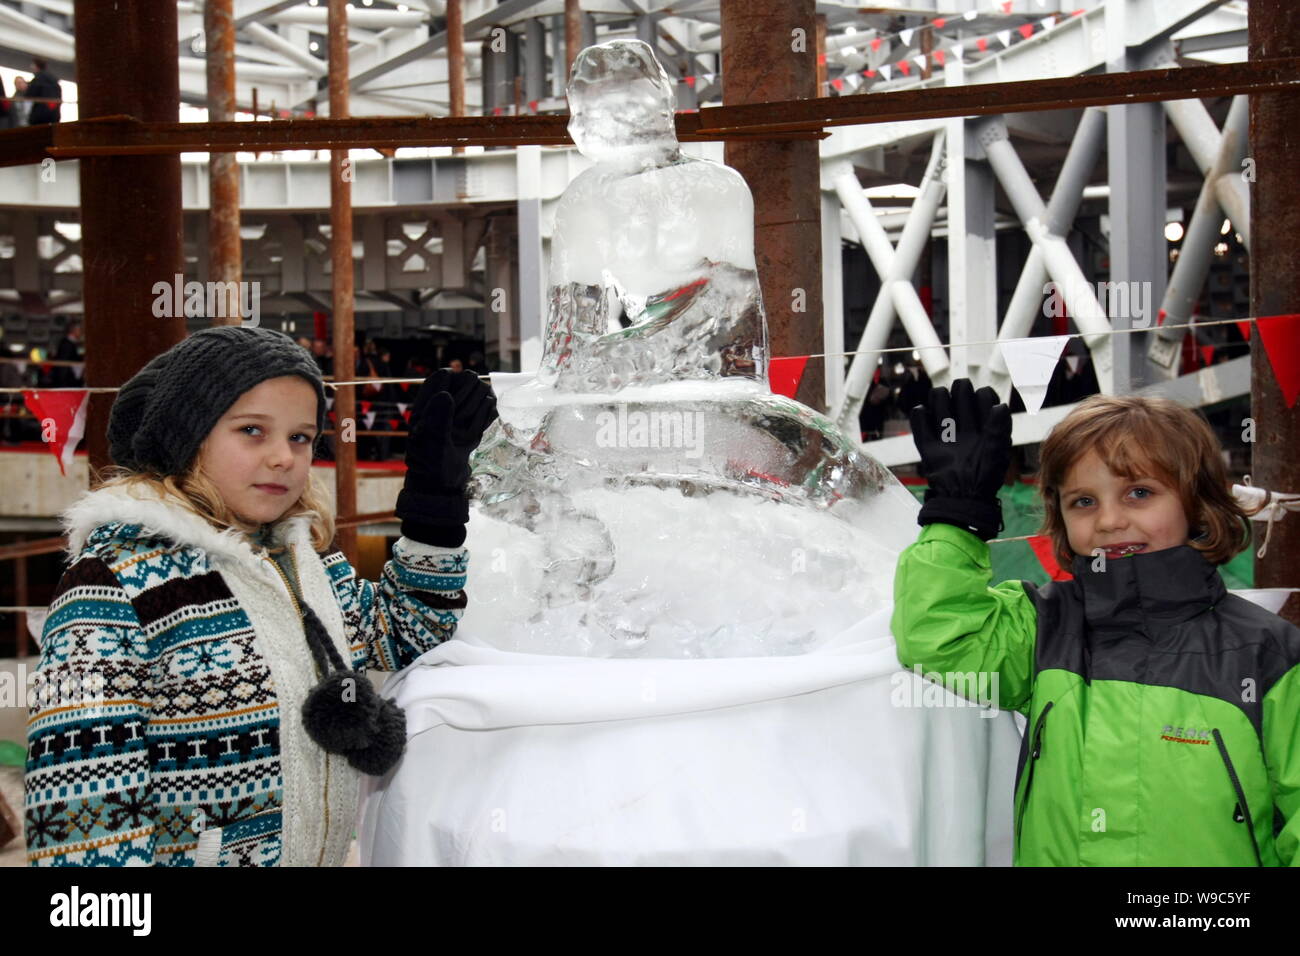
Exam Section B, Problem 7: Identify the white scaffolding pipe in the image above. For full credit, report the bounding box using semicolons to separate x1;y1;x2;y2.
830;131;950;437
1163;95;1251;250
1148;95;1249;374
987;108;1107;386
976;117;1114;393
244;21;329;77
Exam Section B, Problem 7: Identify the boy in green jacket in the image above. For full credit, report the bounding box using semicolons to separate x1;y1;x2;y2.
893;379;1300;866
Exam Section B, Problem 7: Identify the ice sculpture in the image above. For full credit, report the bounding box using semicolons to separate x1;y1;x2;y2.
359;40;1020;867
467;39;922;658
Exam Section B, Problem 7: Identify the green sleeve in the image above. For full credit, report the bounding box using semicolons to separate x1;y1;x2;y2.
891;522;1039;714
1263;662;1300;866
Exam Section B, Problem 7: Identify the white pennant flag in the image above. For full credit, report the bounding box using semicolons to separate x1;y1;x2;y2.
844;72;861;90
952;43;965;60
964;9;978;20
999;335;1071;414
363;412;377;430
997;29;1013;48
1065;354;1082;375
900;27;915;45
397;402;409;414
325;396;334;411
914;54;928;70
1040;16;1055;32
701;72;715;85
879;63;892;80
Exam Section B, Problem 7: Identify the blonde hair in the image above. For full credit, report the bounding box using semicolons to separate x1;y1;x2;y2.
1038;394;1250;569
90;458;336;553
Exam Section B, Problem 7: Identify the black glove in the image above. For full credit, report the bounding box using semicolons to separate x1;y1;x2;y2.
908;377;1012;541
395;369;497;547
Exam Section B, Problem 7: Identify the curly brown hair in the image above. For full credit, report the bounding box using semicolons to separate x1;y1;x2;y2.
1038;394;1250;570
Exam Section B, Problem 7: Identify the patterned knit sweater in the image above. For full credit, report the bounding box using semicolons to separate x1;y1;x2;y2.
25;482;467;867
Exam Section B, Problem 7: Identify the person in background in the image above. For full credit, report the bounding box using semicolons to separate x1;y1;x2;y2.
26;58;62;125
49;320;84;388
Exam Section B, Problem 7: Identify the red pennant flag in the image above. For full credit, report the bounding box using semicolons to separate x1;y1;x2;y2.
1199;344;1216;367
492;107;503;116
1256;313;1300;407
865;69;877;78
401;409;412;424
977;36;989;52
1028;535;1073;581
23;390;89;477
933;49;946;66
1072;8;1085;15
830;77;844;91
360;400;372;415
1236;320;1252;342
769;356;809;400
388;419;400;431
1018;23;1035;39
933;17;946;28
528;100;539;112
870;36;882;51
1156;308;1167;327
684;75;696;88
817;53;826;65
1001;1;1014;12
897;59;912;76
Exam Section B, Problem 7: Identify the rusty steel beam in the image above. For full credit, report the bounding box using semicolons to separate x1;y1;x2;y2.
73;0;186;481
2;57;1297;167
448;0;465;119
328;0;358;564
565;0;581;79
696;56;1300;134
448;0;465;154
722;0;825;411
206;0;242;324
1249;2;1300;624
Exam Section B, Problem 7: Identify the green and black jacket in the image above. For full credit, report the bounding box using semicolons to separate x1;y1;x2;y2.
893;523;1300;866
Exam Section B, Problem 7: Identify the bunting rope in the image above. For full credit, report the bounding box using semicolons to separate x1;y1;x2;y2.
0;311;1289;394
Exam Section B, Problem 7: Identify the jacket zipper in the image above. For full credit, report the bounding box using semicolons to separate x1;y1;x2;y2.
1211;729;1262;866
1015;700;1053;851
262;550;332;866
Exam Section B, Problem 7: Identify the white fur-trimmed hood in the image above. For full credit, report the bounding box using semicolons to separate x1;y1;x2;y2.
62;481;315;566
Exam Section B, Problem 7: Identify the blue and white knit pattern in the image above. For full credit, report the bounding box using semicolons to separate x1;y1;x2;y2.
25;482;467;867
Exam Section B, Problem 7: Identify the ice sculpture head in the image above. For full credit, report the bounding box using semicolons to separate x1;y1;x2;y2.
568;39;678;165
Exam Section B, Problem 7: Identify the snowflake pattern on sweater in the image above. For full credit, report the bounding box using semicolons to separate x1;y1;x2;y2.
25;484;467;867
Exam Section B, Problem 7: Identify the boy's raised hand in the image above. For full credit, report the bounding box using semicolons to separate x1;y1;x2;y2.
908;377;1012;541
395;369;498;547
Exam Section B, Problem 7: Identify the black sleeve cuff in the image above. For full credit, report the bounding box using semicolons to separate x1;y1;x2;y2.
917;496;1004;542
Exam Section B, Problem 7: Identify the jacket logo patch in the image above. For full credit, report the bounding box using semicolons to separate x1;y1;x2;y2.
1160;724;1211;745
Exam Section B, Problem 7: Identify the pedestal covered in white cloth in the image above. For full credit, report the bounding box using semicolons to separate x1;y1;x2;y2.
358;610;1021;866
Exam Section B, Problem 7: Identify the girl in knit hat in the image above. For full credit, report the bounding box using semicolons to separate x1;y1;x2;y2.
24;326;495;867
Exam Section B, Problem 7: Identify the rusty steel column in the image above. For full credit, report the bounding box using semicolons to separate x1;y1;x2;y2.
205;0;241;323
74;1;186;482
565;0;582;76
814;15;827;96
448;0;465;153
329;0;358;562
721;0;826;409
1249;0;1300;623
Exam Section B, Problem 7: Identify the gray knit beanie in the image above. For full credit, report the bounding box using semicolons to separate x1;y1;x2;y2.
108;326;327;476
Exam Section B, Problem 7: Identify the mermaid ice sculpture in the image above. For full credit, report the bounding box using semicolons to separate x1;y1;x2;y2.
468;39;923;657
359;41;1018;866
